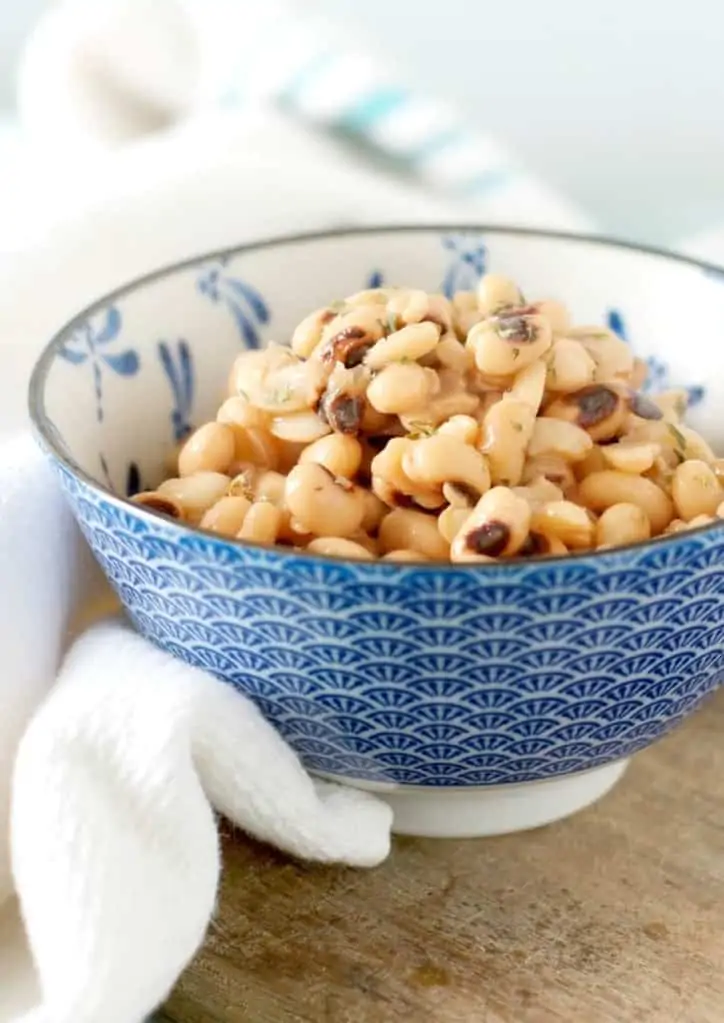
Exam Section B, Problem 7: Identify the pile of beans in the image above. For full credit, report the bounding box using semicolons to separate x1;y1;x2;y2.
133;277;724;562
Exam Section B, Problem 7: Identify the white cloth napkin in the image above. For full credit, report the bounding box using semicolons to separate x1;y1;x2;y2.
1;435;392;1023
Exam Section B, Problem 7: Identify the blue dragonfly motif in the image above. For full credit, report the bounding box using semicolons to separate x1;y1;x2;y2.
197;257;270;350
159;339;194;443
99;452;143;497
440;234;487;298
606;310;705;408
58;306;139;422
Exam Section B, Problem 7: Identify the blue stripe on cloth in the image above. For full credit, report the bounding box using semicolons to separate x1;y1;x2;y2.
408;127;467;162
278;52;337;104
338;88;409;131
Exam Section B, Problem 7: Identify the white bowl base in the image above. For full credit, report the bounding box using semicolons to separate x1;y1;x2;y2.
330;759;629;838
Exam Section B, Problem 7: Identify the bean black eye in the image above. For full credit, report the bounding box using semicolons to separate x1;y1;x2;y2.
465;520;510;556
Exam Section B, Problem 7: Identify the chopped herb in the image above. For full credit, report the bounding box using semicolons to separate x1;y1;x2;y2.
387;310;399;334
407;421;436;438
668;424;687;453
270;383;293;405
511;347;521;360
237;388;249;402
511;421;523;433
328;299;347;312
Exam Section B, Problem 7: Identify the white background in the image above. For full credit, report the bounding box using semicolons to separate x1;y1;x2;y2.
1;0;724;244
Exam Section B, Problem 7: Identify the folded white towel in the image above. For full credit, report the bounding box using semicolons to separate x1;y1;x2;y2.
2;436;391;1023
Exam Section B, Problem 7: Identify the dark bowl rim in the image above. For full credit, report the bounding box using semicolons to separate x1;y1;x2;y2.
28;222;724;570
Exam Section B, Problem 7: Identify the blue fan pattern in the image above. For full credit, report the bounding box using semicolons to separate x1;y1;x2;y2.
58;465;724;787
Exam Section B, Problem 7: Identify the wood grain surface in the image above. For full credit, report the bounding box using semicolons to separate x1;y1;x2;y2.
161;687;724;1023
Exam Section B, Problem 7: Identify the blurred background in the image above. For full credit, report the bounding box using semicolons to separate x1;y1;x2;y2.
0;0;722;247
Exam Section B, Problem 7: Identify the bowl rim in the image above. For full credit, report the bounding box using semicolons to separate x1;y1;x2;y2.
28;221;724;570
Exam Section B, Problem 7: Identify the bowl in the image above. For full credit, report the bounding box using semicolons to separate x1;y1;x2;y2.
29;225;724;837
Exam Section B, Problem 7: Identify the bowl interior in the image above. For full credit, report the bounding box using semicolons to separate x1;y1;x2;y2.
33;227;724;498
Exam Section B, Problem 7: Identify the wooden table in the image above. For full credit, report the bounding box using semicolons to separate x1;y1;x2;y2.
160;687;724;1023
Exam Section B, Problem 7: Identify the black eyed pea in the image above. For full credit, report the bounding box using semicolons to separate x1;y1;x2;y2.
438;505;471;544
451;487;531;560
521;454;577;493
435;332;474;372
509;358;547;414
285;463;366;538
672;460;723;521
476;274;523;317
306;537;376;560
300;433;363;479
511;477;565;508
531;500;595;550
158;472;232;524
532;299;571;336
364;321;440;370
544;384;628;443
343;287;390;306
291;306;337;358
451;290;482;338
545;338;596;393
405;368;480;426
573;445;609;481
217;395;269;431
200;495;253;537
370;438;441;509
378;508;450;561
317;306;385;354
676;425;717;464
270;411;331;444
479;398;534;487
131;491;184;520
386;288;430;326
466;312;552;376
382;549;431;562
367;363;439;415
528;418;594;463
402;434;491;500
578;471;674;535
238;501;285;544
254;469;287;506
178;422;236;477
437;415;480;445
568;327;634;385
361;490;388;533
229;424;281;470
595;503;651;548
518;531;568;556
600;440;660;474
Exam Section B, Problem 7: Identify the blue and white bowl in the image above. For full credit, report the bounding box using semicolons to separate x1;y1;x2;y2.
29;227;724;836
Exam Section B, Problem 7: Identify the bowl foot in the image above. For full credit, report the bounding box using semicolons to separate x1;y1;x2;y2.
331;759;630;838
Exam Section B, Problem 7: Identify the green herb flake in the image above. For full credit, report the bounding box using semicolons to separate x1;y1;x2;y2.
270;384;293;405
328;299;347;312
387;310;399;334
407;421;436;439
511;347;520;361
511;421;523;433
668;424;687;454
236;388;250;402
